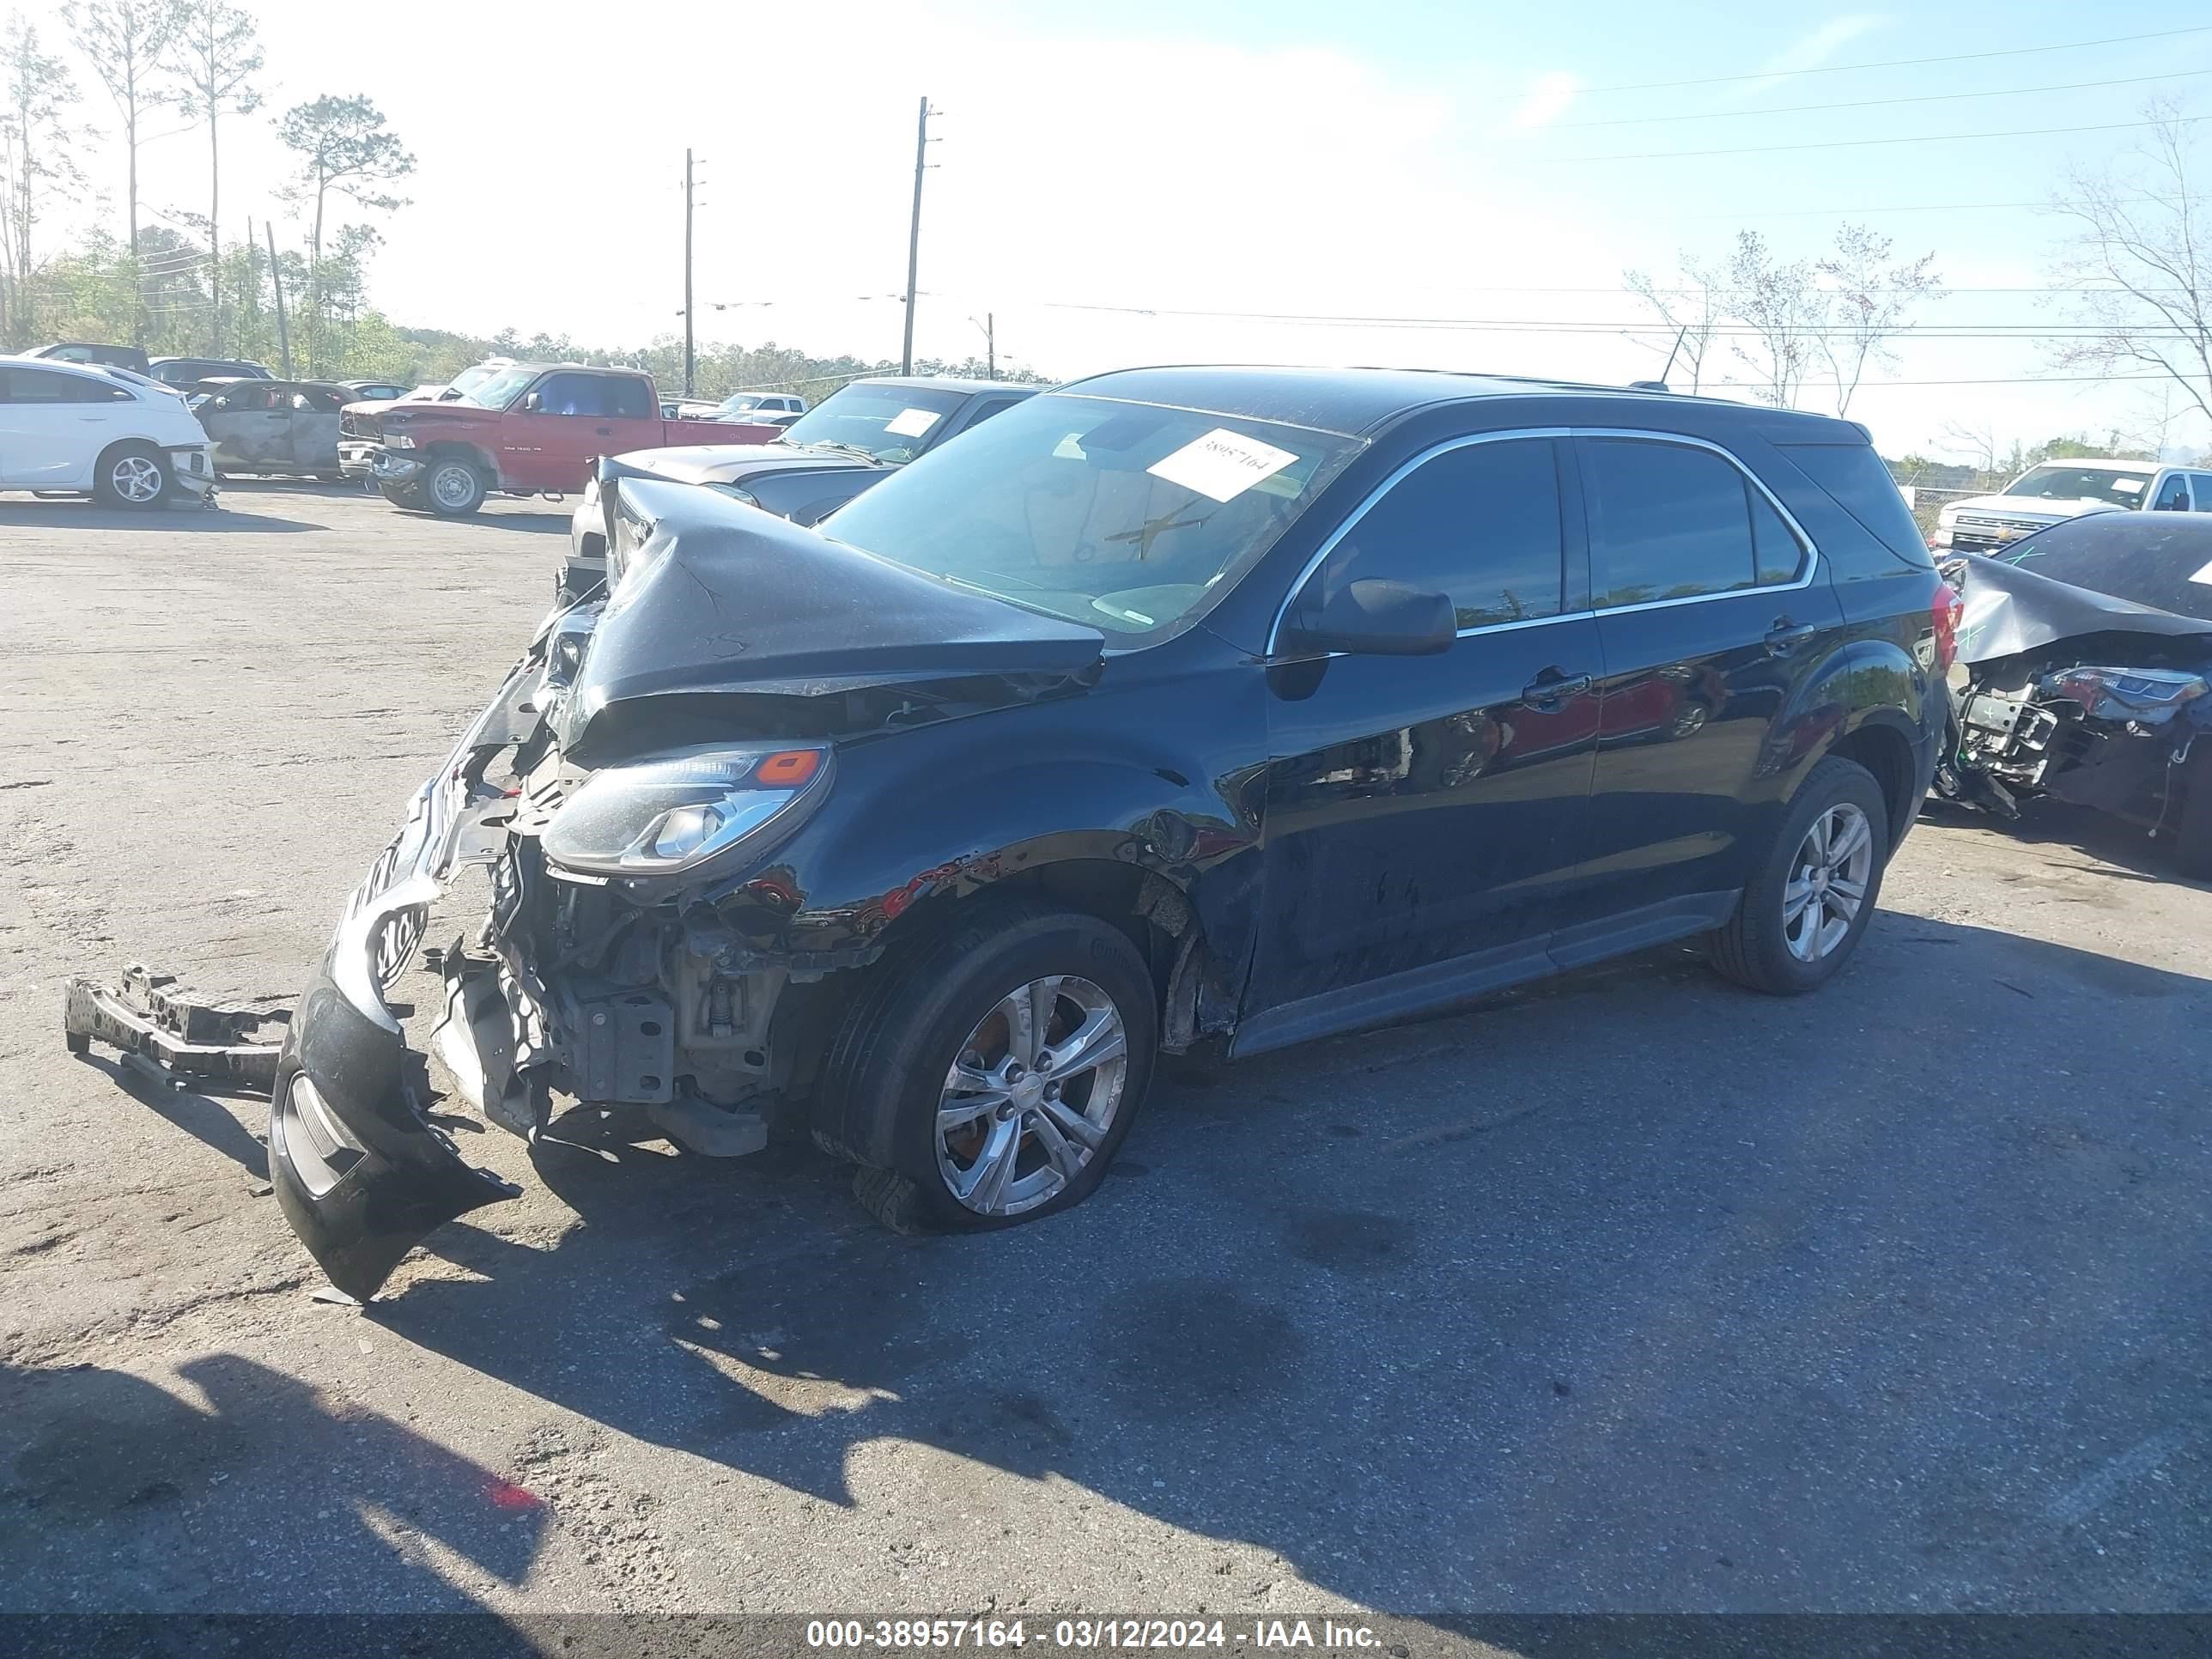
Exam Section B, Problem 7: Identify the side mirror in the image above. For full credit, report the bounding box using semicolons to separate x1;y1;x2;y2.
1282;577;1455;658
521;392;543;412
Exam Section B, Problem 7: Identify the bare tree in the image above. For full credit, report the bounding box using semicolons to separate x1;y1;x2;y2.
2048;99;2212;428
0;12;87;343
1623;255;1727;392
165;0;258;353
61;0;182;286
1724;229;1824;409
275;93;412;371
1815;222;1942;417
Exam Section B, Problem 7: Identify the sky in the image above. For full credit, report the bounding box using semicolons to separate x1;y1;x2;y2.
15;0;2212;459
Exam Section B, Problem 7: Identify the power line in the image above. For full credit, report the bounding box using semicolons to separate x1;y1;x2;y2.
1578;24;2212;94
1559;66;2212;128
1551;113;2209;163
1041;300;2201;337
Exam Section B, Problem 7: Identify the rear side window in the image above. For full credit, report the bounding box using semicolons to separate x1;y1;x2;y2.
1581;438;1801;607
605;377;654;419
1778;442;1934;569
3;367;125;403
1316;436;1565;629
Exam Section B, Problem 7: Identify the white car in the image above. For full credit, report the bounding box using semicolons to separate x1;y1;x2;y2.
1930;457;2212;555
0;356;217;507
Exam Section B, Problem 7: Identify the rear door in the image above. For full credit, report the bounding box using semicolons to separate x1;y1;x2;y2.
0;365;131;487
1248;434;1604;1033
1565;434;1844;949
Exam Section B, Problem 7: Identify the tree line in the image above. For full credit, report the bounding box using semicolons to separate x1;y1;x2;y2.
2;2;418;374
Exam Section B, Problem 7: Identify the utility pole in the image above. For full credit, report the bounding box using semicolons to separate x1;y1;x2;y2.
683;148;696;396
265;220;293;378
902;97;936;375
970;312;994;379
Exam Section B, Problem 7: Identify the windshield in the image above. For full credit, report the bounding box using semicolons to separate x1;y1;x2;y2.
2003;465;2155;507
455;366;538;410
779;384;969;461
719;393;768;413
818;392;1365;641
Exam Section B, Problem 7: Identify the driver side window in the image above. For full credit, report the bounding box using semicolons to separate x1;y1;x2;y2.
1305;437;1566;630
2152;473;2192;512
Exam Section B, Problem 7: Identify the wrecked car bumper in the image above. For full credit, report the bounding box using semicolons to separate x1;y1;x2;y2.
268;661;543;1299
269;963;520;1301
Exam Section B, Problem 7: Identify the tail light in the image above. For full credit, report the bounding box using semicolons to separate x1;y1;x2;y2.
1930;581;1962;674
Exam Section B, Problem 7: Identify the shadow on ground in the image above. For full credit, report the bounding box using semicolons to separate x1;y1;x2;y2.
16;905;2210;1613
0;496;327;533
0;1354;544;1615
327;912;2212;1612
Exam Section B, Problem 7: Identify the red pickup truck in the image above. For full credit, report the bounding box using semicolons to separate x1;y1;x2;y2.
339;362;779;515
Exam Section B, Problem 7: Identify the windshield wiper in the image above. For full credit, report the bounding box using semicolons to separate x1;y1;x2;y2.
802;440;884;463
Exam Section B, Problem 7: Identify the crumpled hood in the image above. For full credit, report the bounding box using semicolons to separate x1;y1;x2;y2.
559;478;1104;753
1952;547;2212;665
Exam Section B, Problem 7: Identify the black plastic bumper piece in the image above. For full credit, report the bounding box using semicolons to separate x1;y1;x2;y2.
268;959;520;1301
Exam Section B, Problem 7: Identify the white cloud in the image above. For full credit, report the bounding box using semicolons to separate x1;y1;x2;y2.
1510;72;1584;131
1728;14;1886;102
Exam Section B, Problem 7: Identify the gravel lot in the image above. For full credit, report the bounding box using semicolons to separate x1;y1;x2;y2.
2;483;2208;1622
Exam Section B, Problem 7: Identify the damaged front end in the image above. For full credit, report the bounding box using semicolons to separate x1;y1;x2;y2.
268;479;1105;1299
1936;550;2212;836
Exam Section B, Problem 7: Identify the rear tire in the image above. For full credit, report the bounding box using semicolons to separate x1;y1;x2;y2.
816;900;1158;1232
94;442;170;510
1710;757;1889;995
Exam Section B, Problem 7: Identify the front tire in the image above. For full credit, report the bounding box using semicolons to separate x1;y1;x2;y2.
423;457;486;516
817;901;1158;1232
94;442;171;510
2173;745;2212;882
1710;756;1889;995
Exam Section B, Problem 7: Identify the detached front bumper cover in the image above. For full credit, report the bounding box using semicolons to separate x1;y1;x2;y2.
268;659;544;1300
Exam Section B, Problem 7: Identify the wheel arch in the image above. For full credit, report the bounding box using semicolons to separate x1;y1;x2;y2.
1826;714;1921;851
421;439;497;481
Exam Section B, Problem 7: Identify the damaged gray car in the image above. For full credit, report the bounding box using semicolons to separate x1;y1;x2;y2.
1937;512;2212;877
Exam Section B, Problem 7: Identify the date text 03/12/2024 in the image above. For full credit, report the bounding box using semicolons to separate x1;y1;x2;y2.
804;1620;1393;1651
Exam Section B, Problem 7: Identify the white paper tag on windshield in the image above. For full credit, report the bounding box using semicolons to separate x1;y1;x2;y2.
884;407;942;439
2190;558;2212;586
1146;428;1298;503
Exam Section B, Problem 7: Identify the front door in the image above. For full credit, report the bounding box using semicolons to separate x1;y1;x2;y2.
503;373;662;490
1244;434;1603;1046
204;382;289;471
1566;434;1846;947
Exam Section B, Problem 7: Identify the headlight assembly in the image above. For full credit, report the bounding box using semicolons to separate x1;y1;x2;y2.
386;432;416;449
541;746;831;877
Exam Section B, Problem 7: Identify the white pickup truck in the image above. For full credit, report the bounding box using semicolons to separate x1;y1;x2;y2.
1931;457;2212;554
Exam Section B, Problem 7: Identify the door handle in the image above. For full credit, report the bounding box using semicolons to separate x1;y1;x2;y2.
1521;669;1592;710
1764;618;1818;657
595;426;614;435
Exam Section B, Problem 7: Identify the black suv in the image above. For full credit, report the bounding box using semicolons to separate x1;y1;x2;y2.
268;366;1953;1298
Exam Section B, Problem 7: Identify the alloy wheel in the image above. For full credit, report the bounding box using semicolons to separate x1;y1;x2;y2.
112;454;163;503
935;975;1128;1216
1783;802;1874;962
